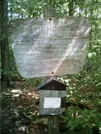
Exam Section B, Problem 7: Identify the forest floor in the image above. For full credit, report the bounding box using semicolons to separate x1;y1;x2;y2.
1;82;66;134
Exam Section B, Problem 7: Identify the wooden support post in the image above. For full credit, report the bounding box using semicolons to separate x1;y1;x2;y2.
46;76;60;134
48;116;60;134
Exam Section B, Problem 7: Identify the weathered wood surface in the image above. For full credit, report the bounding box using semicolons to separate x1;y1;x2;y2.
39;90;66;115
48;116;60;134
9;17;91;78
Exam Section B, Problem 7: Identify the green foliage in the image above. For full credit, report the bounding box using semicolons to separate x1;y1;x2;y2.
62;104;101;133
24;77;46;88
8;0;46;18
1;92;12;108
23;108;37;122
63;107;98;128
59;72;101;133
5;0;101;133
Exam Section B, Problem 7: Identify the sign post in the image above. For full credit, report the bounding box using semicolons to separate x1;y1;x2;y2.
9;6;91;134
36;77;66;134
48;116;59;134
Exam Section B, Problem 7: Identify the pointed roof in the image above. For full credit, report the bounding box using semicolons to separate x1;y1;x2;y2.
36;77;66;90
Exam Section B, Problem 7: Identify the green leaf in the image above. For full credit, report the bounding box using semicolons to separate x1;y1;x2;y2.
96;82;101;90
87;52;96;58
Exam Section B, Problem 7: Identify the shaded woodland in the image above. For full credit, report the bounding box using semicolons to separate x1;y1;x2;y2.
0;0;101;134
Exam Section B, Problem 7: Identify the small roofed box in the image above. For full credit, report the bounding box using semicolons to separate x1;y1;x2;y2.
36;78;66;115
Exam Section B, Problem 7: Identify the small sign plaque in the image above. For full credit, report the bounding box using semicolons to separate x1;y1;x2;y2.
36;78;66;115
44;98;61;108
9;17;91;78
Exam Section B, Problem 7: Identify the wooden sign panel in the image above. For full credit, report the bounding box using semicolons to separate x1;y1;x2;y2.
39;90;66;115
9;17;91;78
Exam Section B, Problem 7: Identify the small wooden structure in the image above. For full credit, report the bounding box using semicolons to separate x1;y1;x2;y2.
36;77;66;134
36;77;66;115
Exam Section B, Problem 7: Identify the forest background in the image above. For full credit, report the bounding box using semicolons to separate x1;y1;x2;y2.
0;0;101;134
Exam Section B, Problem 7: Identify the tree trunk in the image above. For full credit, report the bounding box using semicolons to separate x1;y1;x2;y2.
0;0;11;89
69;0;74;16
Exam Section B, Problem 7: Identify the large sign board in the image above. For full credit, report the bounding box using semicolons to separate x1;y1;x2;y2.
9;17;91;78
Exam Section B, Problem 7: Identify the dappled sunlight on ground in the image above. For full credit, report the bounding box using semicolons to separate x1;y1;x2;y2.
1;86;49;134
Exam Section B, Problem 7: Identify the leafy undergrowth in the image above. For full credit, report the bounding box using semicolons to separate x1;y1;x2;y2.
1;78;101;134
1;85;49;134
